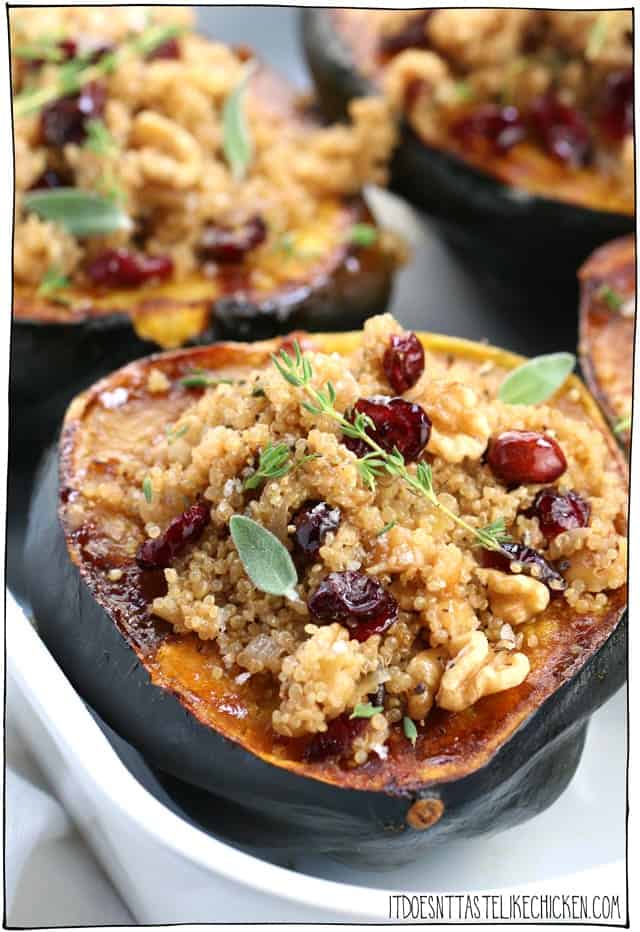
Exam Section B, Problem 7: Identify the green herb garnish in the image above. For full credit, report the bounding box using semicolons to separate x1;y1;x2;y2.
222;61;257;182
403;716;418;746
347;223;378;248
166;424;189;445
614;413;631;435
376;520;396;537
14;38;66;63
453;80;473;102
13;24;184;119
23;188;132;237
251;386;266;398
37;265;70;299
84;118;118;157
179;373;234;389
243;442;293;491
142;477;153;504
350;703;384;719
587;14;609;59
229;515;298;600
598;284;624;311
243;442;318;491
272;342;511;553
498;352;575;406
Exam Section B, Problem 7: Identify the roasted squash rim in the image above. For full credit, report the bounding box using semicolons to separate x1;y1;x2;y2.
57;330;628;794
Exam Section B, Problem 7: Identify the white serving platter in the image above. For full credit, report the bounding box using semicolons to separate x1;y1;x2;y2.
7;591;627;923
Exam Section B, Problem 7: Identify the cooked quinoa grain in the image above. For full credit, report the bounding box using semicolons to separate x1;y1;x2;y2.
11;7;396;293
68;314;628;766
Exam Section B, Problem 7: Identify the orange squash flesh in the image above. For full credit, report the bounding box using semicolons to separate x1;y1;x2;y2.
579;235;635;452
328;10;634;217
57;330;627;794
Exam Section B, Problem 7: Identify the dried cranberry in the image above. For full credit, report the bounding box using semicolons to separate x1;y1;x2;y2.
451;104;527;154
292;500;341;562
383;332;425;394
147;37;181;61
482;542;567;591
526;488;590;540
598;68;633;140
378;11;434;56
343;396;431;463
29;168;71;190
40;80;106;147
308;570;398;641
198;216;267;263
136;499;210;570
87;249;174;288
487;431;567;485
529;92;591;166
303;713;368;763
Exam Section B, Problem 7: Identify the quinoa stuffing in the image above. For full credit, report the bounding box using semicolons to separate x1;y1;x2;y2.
335;9;634;213
11;6;396;295
66;314;628;767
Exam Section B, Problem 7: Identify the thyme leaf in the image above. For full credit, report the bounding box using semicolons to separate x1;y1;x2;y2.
84;118;118;157
598;284;624;311
179;373;234;389
142;476;153;504
271;342;511;553
37;265;70;299
614;413;631;435
403;716;418;746
347;223;378;247
350;703;384;719
13;24;185;118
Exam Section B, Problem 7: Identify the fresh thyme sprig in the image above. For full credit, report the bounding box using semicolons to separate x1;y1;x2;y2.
14;24;184;119
272;342;512;553
243;441;318;491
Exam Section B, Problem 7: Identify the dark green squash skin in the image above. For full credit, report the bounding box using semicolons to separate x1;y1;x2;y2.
26;446;626;866
301;10;634;280
11;232;394;456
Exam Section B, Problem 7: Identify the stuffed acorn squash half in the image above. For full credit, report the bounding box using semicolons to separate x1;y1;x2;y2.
11;5;399;412
579;235;635;453
302;9;634;274
26;315;628;865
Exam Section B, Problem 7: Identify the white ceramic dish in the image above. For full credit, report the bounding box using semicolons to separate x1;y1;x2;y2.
7;591;627;923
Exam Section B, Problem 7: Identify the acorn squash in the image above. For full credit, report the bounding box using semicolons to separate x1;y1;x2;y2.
579;235;634;452
11;59;396;427
301;9;634;278
25;329;627;865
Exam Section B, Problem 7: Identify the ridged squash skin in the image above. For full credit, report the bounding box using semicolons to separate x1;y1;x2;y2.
26;331;627;866
300;9;634;282
578;235;635;454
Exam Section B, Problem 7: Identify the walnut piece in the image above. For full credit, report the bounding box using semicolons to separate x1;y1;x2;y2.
436;630;530;712
482;569;550;625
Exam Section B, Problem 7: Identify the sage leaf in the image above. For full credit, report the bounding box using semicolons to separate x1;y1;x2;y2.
498;352;575;405
223;62;257;181
23;188;132;237
230;515;298;599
